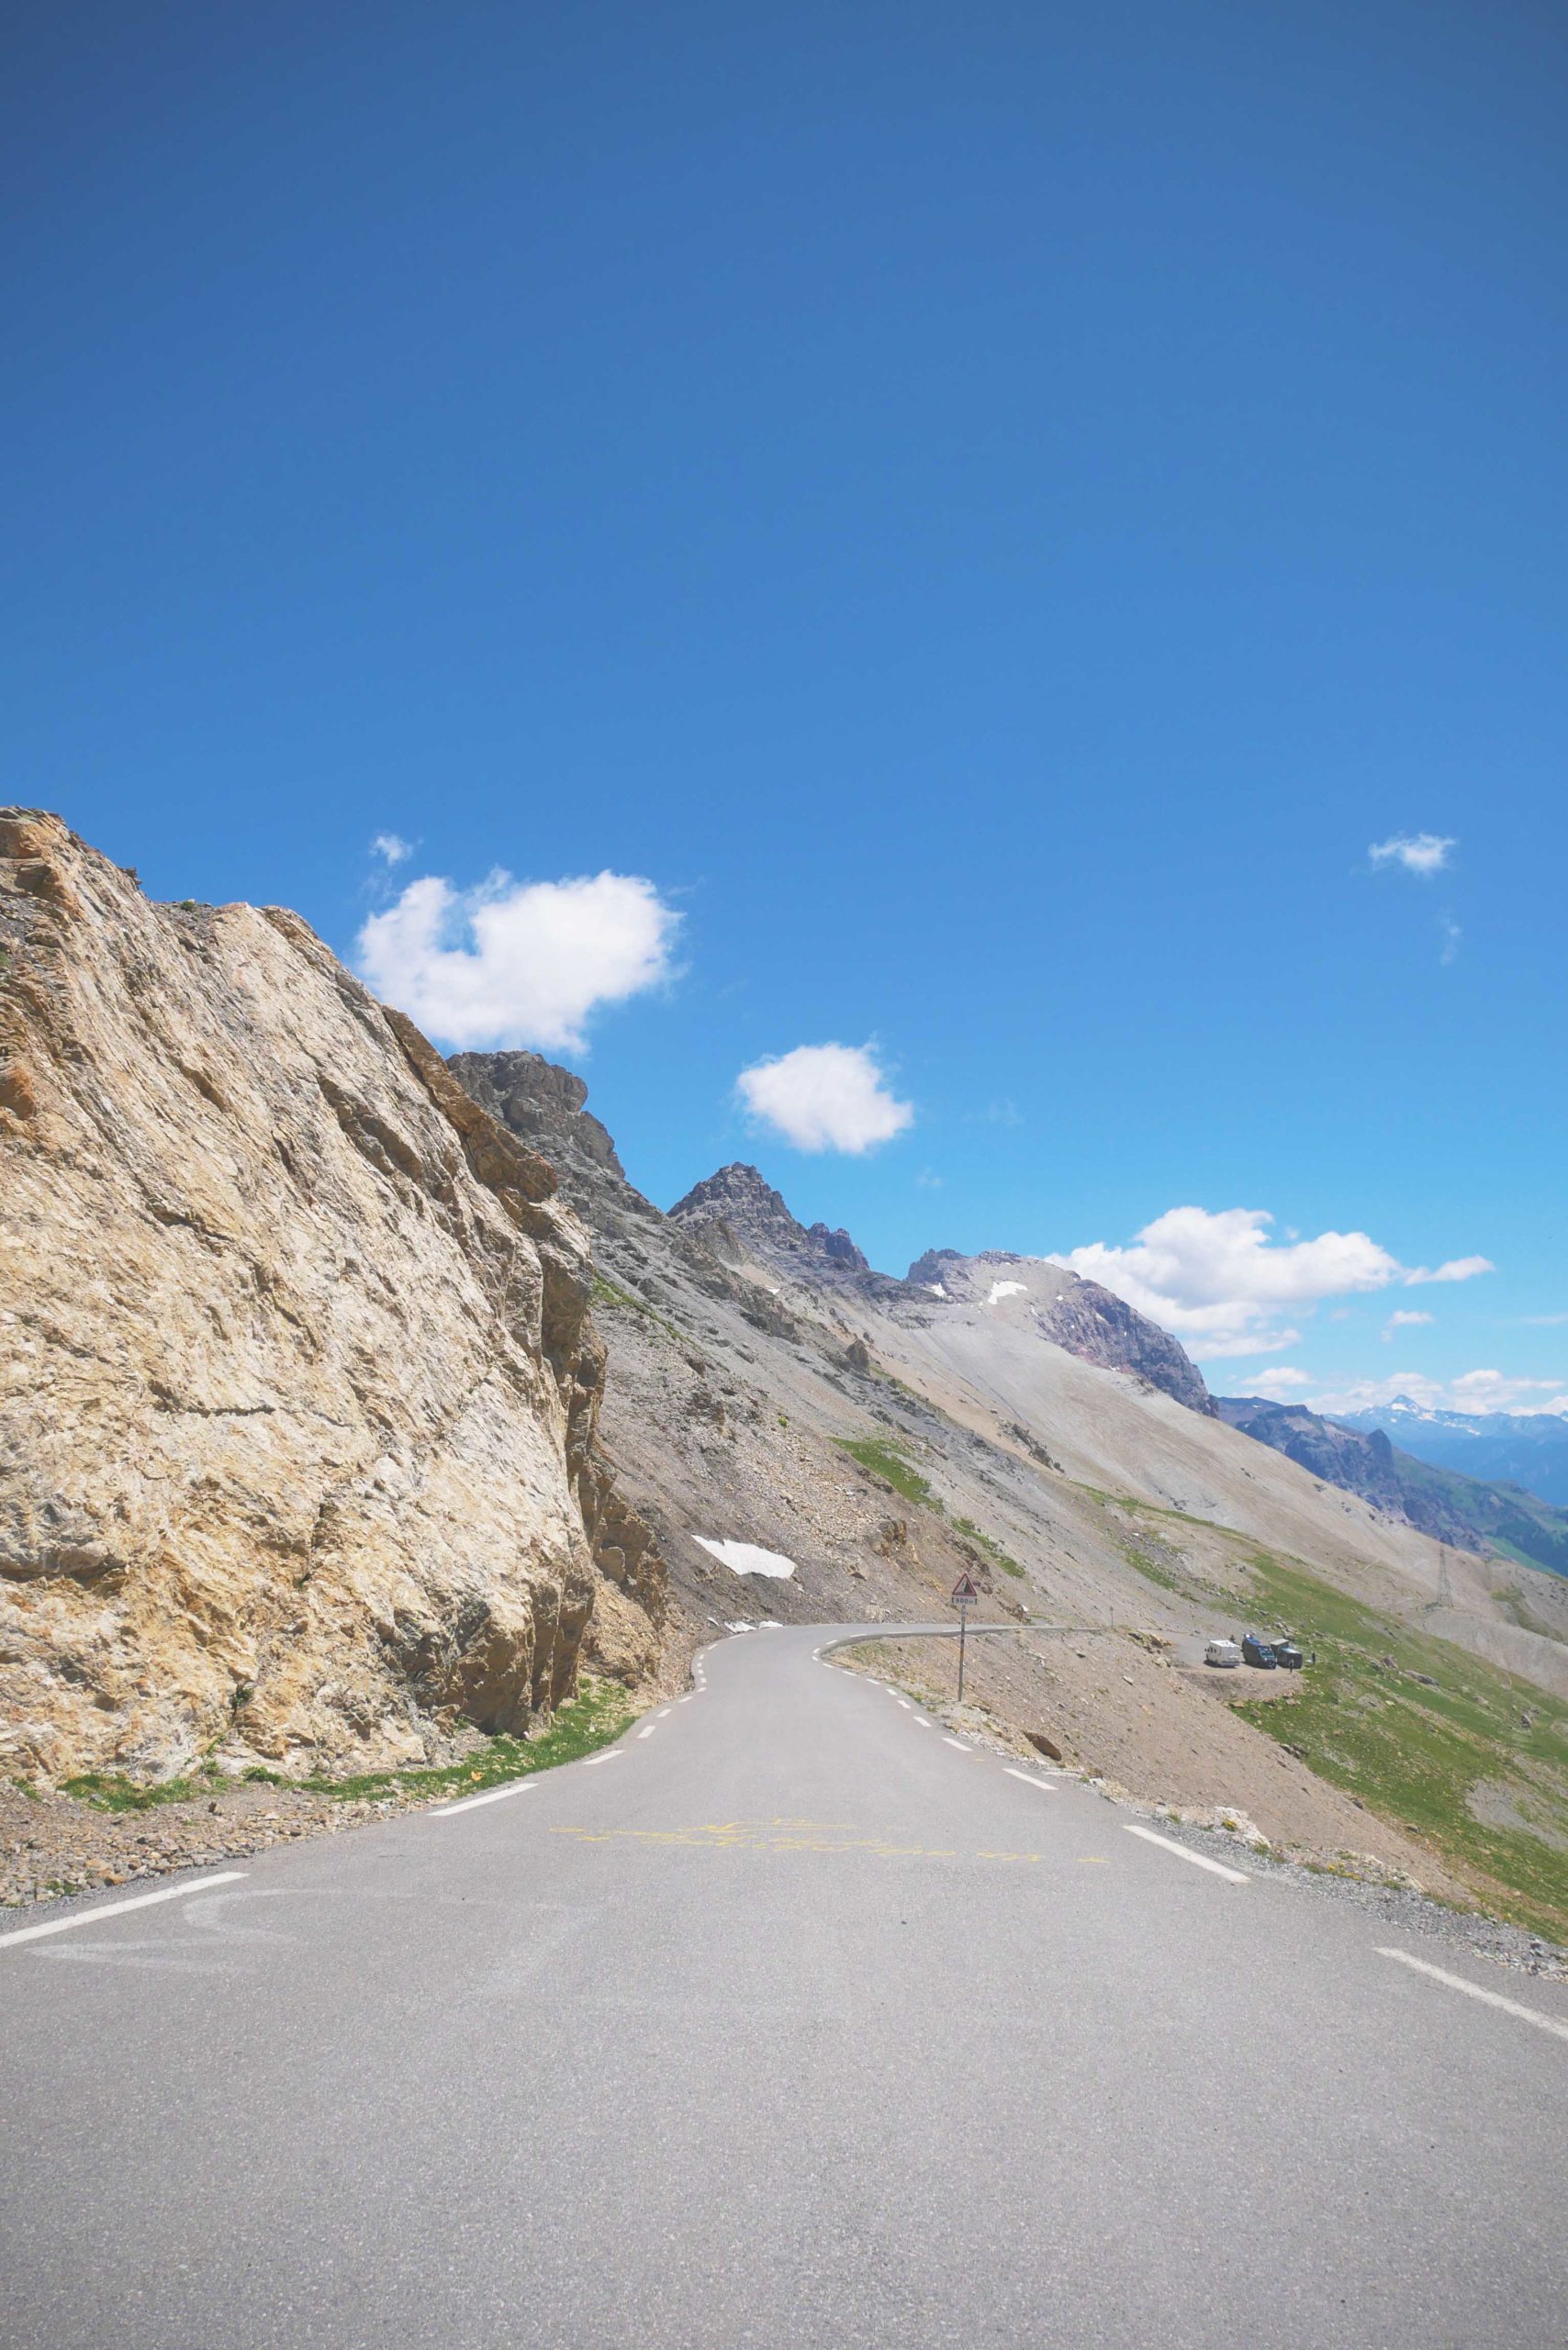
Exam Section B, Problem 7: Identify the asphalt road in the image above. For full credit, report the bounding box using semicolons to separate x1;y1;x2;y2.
4;1623;1567;2350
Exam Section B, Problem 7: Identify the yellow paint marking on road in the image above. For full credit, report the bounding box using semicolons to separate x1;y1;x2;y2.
547;1823;1047;1866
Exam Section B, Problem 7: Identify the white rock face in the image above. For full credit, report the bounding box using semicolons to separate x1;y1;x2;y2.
0;811;665;1784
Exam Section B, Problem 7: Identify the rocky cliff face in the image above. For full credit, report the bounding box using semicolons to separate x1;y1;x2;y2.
0;812;664;1785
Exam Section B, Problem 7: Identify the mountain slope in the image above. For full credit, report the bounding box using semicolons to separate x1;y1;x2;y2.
449;1052;1568;1923
1218;1396;1568;1580
0;813;665;1787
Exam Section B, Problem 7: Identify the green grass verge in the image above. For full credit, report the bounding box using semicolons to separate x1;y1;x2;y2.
58;1676;637;1815
590;1271;682;1344
951;1516;1025;1578
1234;1556;1568;1942
834;1435;942;1511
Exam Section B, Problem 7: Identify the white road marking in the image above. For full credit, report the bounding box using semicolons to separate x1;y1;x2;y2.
431;1783;532;1816
636;1725;656;1740
657;1707;672;1718
896;1698;911;1710
943;1737;972;1752
0;1871;248;1952
913;1719;932;1730
1004;1768;1055;1793
1123;1824;1249;1882
581;1752;621;1767
1377;1948;1568;2043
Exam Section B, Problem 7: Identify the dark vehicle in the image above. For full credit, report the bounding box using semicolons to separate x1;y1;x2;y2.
1273;1640;1305;1671
1240;1633;1277;1669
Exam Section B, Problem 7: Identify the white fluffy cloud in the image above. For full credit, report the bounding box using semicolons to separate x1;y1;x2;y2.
736;1043;913;1155
1370;832;1454;877
1406;1255;1493;1285
356;867;680;1052
1051;1205;1492;1360
1240;1367;1316;1398
1382;1309;1434;1340
371;832;412;866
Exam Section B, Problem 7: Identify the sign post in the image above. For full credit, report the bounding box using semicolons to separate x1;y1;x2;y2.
949;1571;980;1702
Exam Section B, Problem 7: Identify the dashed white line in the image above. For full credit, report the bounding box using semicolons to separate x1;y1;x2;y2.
912;1719;932;1730
943;1737;972;1752
432;1782;532;1817
0;1871;249;1952
1377;1948;1568;2043
1123;1823;1249;1882
636;1725;656;1740
1003;1768;1056;1794
581;1752;622;1767
896;1698;911;1710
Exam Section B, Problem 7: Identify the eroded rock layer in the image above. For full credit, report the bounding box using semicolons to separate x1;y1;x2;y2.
0;811;663;1784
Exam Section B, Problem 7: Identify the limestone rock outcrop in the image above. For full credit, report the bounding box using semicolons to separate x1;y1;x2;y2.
0;811;664;1784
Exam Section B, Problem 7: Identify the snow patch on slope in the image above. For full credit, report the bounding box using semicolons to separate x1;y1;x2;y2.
694;1537;799;1580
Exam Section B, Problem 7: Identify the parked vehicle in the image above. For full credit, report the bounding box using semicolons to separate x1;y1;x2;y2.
1240;1633;1277;1668
1273;1640;1305;1671
1204;1639;1242;1668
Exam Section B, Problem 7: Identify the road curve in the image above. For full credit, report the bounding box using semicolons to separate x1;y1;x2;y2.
3;1622;1566;2349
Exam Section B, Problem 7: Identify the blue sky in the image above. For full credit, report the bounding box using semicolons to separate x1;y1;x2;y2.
5;2;1564;1411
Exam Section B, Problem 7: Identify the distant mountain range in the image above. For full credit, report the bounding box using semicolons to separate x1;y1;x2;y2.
1334;1397;1568;1507
1215;1396;1568;1581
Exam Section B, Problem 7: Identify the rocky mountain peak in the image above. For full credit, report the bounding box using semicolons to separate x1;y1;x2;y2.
668;1163;871;1281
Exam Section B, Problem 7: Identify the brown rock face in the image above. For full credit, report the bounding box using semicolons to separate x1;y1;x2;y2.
0;811;664;1784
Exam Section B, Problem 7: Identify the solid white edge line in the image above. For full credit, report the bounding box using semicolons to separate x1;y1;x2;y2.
0;1870;249;1951
1003;1767;1056;1793
1377;1947;1568;2042
431;1783;532;1816
1123;1823;1249;1882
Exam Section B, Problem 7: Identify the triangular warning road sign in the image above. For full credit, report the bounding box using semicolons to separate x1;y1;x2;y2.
950;1571;980;1605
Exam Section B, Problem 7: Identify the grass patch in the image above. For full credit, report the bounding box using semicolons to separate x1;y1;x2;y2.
58;1677;637;1815
60;1769;216;1813
834;1435;942;1511
590;1272;682;1344
952;1516;1025;1578
1119;1545;1187;1595
301;1674;637;1805
1235;1555;1568;1942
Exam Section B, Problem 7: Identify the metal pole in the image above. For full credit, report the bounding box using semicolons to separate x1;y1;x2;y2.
958;1603;968;1703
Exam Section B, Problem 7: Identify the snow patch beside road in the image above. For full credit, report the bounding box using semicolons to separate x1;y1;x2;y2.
695;1538;799;1580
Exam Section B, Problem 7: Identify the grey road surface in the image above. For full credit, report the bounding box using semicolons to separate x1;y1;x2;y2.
4;1624;1567;2350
